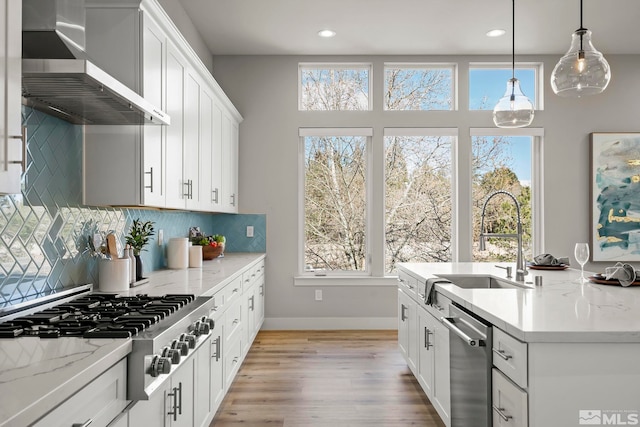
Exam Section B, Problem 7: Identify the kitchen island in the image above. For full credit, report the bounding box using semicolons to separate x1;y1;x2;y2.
0;253;264;427
398;262;640;427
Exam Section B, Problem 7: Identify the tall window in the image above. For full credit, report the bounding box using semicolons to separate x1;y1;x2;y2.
384;63;456;110
299;63;371;111
300;129;371;274
471;131;541;262
469;64;542;110
384;129;455;272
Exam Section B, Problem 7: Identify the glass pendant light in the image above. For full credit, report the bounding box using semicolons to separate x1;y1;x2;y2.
550;0;610;97
493;0;534;128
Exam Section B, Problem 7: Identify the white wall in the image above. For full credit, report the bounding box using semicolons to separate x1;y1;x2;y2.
210;54;640;329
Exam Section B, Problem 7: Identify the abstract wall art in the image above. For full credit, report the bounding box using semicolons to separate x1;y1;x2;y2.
591;133;640;261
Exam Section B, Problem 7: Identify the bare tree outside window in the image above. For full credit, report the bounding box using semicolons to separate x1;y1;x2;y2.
384;66;454;110
304;136;367;272
300;66;370;110
384;135;453;272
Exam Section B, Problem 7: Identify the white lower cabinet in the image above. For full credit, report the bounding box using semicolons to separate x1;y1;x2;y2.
128;357;195;427
417;306;450;426
397;288;418;374
34;359;128;427
492;368;528;427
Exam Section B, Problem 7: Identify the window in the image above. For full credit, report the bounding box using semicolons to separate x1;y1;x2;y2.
295;62;546;281
299;63;371;111
384;129;456;273
469;64;542;110
299;128;372;274
471;129;544;263
384;63;456;110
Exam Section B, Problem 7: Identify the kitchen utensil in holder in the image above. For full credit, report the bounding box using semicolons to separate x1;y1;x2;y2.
98;258;130;292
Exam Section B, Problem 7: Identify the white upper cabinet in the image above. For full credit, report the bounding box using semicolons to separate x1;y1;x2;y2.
142;16;166;207
164;41;186;209
221;114;239;213
0;0;24;195
83;0;242;212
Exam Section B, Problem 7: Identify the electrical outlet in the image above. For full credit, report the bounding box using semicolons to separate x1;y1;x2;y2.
246;225;254;238
315;289;322;301
158;229;164;246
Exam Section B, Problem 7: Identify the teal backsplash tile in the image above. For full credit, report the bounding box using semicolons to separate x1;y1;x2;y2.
0;108;265;306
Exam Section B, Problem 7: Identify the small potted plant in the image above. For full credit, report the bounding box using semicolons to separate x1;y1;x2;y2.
125;219;155;280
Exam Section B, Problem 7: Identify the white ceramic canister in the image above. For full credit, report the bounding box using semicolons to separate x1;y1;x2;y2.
189;245;203;268
168;237;189;269
98;258;130;292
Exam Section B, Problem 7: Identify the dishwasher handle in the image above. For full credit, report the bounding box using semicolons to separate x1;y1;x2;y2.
440;316;480;347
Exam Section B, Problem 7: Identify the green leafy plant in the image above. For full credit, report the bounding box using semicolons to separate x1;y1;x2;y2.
125;219;155;255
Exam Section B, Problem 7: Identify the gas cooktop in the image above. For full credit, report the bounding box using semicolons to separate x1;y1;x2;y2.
0;293;196;339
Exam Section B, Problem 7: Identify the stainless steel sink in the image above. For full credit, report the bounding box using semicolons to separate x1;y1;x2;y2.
435;274;532;290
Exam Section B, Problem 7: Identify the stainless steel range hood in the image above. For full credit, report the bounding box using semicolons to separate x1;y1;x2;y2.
21;0;170;126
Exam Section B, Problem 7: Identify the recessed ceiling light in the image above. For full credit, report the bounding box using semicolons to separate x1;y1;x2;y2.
318;29;336;38
486;29;506;37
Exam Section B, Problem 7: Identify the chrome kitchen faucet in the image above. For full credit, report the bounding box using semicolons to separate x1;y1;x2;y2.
479;190;528;282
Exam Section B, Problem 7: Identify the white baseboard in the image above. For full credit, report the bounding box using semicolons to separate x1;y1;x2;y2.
262;317;397;330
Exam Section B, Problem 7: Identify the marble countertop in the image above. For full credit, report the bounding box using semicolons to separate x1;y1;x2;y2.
398;262;640;343
0;253;265;427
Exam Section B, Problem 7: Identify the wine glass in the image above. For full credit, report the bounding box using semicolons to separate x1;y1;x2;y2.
574;243;590;283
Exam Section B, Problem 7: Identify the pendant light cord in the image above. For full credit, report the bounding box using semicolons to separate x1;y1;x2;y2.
510;0;515;98
579;0;584;53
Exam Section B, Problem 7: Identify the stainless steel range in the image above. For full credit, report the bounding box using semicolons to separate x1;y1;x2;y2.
0;285;216;400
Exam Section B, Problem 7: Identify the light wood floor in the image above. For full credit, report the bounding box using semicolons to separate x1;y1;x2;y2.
210;330;446;427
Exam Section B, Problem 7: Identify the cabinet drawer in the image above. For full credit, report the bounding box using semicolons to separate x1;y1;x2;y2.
34;359;127;427
493;327;528;388
225;297;243;343
492;368;528;427
224;333;243;387
242;260;265;291
224;276;243;307
397;270;418;299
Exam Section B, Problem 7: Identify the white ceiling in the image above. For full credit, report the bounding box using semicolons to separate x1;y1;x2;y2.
178;0;640;56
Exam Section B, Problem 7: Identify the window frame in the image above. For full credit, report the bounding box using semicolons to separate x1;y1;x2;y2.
468;62;545;111
383;62;458;111
298;62;373;111
298;127;374;276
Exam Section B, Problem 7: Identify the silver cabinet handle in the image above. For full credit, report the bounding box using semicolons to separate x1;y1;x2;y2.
144;167;153;192
440;317;478;347
177;382;183;415
424;327;433;349
260;284;264;296
492;347;513;360
249;295;255;311
212;336;221;361
493;405;513;422
6;127;27;172
168;387;179;421
71;420;92;427
189;180;193;199
418;292;425;300
400;304;407;321
231;193;236;206
183;180;190;198
212;188;219;203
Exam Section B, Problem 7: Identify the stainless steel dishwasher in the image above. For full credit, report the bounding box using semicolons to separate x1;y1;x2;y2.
441;303;492;427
